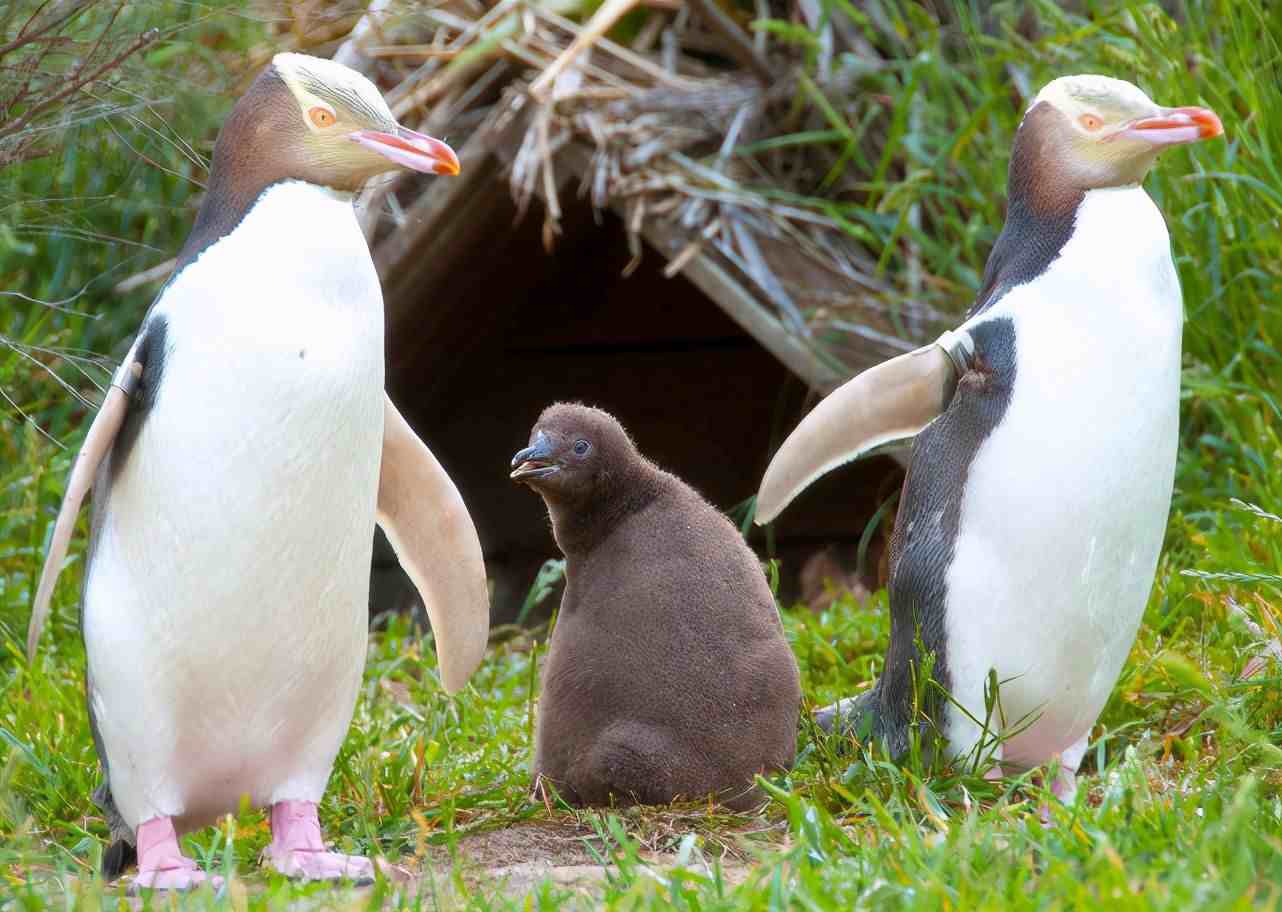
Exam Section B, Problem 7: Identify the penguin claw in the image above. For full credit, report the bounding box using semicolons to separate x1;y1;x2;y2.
814;693;878;740
129;864;224;893
268;849;376;884
264;800;408;885
1039;762;1079;824
813;704;839;733
1050;766;1078;804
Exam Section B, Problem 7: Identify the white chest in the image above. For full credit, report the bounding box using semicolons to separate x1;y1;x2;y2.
943;186;1183;764
160;181;385;390
83;182;387;828
118;182;387;558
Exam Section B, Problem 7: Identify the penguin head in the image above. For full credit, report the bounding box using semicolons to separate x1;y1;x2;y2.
1021;74;1222;189
209;52;459;194
510;404;641;505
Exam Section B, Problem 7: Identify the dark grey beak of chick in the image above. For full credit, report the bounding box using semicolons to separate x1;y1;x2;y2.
510;430;559;482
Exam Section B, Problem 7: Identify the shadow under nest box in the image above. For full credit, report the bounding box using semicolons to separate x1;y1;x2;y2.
369;194;903;627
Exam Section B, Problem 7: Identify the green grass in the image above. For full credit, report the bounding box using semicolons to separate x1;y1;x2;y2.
2;0;1281;908
4;583;1281;908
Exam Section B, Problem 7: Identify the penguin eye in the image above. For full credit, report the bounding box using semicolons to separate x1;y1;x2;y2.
573;440;591;456
309;106;337;129
1078;113;1103;132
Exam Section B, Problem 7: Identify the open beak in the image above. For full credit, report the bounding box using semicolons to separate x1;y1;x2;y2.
510;431;559;482
1123;105;1223;147
349;125;461;176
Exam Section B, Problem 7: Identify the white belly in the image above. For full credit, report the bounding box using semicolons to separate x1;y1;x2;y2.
83;182;385;831
943;186;1182;766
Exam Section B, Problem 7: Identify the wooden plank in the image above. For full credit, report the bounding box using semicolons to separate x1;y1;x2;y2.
376;126;898;395
635;222;845;393
503;138;857;392
634;222;911;467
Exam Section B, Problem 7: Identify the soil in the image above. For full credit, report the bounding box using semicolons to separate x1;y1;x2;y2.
415;819;755;902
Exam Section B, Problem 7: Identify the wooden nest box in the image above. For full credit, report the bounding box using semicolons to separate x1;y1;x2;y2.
368;134;920;623
332;1;953;622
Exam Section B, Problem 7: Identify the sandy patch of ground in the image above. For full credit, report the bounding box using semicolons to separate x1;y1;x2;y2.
415;819;756;902
48;818;760;906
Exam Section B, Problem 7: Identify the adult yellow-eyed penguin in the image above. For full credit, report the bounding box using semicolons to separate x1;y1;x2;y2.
27;53;489;888
755;75;1222;800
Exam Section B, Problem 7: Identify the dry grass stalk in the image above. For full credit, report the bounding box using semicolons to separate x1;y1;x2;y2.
528;0;641;102
112;0;947;372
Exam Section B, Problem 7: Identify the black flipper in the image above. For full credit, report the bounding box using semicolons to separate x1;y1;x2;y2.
101;839;137;880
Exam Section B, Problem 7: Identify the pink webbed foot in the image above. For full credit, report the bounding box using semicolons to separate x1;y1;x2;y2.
1038;760;1079;824
130;816;224;892
1051;765;1078;804
266;800;375;883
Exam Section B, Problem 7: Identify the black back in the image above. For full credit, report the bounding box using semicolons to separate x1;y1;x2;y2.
81;314;171;875
870;317;1017;756
858;101;1087;756
971;103;1084;317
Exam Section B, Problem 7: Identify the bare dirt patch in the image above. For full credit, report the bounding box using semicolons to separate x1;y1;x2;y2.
416;817;759;901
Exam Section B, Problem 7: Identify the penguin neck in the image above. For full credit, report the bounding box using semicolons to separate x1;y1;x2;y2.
546;464;663;557
972;106;1089;315
175;69;355;274
176;174;354;274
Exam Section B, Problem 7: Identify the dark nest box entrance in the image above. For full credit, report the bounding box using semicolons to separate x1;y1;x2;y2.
369;172;904;625
318;2;956;626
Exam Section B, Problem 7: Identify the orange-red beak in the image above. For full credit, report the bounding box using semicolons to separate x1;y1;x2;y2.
1125;105;1224;146
350;126;461;176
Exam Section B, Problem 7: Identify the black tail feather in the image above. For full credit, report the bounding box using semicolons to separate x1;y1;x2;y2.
814;690;883;745
93;781;135;880
102;838;137;879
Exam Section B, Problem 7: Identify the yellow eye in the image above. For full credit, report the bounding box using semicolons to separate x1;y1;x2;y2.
309;106;336;129
1079;113;1103;132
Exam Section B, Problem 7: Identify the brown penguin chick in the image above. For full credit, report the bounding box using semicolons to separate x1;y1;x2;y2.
510;403;801;811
